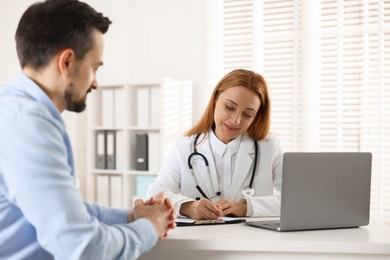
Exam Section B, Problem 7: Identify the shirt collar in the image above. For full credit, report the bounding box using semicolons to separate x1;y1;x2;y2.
10;72;66;128
209;130;242;157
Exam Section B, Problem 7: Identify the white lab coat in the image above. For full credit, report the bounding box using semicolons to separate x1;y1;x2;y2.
147;132;284;217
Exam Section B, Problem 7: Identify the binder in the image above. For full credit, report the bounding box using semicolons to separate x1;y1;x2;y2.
115;131;124;170
136;176;157;198
137;88;150;126
148;132;160;173
150;87;161;127
114;88;125;126
110;175;122;208
101;88;114;126
96;175;109;206
135;133;148;171
95;131;106;169
106;130;116;170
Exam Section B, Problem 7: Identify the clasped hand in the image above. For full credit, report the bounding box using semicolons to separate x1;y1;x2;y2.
128;193;175;238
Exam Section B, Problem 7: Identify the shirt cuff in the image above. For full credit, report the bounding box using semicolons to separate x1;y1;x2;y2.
84;202;129;225
99;207;128;225
175;198;195;218
245;198;254;216
132;218;158;253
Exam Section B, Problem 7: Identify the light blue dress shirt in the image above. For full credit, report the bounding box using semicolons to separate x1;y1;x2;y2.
0;73;157;259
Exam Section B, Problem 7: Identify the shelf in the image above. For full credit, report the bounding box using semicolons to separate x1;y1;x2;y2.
92;169;124;175
91;126;160;131
92;170;158;176
125;170;158;176
92;126;125;131
125;126;160;131
87;79;193;208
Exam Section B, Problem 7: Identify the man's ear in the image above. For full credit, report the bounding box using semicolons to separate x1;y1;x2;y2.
58;49;76;77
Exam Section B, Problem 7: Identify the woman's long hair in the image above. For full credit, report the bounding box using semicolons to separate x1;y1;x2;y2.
186;69;271;141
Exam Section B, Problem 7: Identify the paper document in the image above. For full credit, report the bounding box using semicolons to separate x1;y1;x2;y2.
175;216;245;226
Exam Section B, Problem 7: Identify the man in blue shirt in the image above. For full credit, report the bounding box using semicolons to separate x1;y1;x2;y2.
0;0;175;259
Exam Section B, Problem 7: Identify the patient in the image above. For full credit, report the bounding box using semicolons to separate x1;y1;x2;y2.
0;0;174;259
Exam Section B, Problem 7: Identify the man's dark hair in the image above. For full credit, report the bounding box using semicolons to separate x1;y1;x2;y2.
15;0;112;70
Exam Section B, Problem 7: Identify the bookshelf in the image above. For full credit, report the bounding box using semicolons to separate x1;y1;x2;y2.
86;79;193;208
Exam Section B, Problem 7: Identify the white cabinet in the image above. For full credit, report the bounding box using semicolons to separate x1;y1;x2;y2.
86;80;193;208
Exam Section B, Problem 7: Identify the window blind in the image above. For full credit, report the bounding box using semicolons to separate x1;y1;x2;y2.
203;0;390;222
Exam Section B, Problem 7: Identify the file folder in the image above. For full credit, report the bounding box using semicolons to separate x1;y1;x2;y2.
148;132;160;173
95;131;106;169
96;175;109;206
136;176;156;198
150;87;161;128
135;133;148;171
106;130;116;170
110;175;122;208
102;88;114;126
137;88;150;126
115;131;124;170
113;88;125;126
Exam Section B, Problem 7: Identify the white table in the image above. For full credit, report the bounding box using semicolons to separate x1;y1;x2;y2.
139;220;390;260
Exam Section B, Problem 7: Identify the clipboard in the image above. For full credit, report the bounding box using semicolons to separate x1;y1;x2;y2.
175;217;246;226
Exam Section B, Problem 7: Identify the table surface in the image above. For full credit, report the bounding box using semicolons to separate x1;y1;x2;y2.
151;219;390;255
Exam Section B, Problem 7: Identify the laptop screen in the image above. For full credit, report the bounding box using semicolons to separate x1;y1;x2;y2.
279;152;372;231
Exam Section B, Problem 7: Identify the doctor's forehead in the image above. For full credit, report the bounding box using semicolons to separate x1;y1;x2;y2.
218;86;261;108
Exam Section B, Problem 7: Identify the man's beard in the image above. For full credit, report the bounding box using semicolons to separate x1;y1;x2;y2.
64;82;87;113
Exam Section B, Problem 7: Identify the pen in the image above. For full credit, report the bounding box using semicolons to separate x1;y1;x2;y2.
195;186;223;220
195;185;209;200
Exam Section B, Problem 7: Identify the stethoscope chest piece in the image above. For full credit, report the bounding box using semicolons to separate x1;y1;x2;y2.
242;187;255;198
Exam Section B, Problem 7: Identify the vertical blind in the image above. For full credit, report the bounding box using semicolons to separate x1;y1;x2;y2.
202;0;390;222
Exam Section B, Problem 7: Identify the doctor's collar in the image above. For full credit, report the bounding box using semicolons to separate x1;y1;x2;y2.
209;130;242;157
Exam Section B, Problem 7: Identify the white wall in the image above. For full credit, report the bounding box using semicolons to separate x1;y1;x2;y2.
97;0;203;84
0;0;204;198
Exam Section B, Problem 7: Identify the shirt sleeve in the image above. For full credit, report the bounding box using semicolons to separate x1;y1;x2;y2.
1;110;157;259
83;202;129;225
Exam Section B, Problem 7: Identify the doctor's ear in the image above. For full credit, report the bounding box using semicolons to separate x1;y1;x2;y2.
57;49;76;77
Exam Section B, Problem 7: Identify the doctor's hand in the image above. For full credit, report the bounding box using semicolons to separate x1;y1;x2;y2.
180;199;222;220
215;198;247;217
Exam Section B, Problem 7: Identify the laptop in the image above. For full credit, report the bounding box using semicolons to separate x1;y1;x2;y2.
246;152;372;231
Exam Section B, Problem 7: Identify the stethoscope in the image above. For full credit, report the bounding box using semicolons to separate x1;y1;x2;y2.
187;133;259;200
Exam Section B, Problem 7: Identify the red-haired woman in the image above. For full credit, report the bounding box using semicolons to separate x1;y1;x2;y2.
147;69;284;220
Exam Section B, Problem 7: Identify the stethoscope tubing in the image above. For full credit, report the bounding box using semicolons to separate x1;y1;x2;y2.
188;151;209;169
248;136;258;189
188;133;259;199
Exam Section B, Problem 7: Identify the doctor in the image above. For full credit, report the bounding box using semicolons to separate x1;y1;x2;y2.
147;69;284;220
